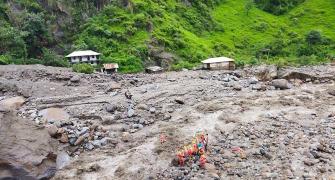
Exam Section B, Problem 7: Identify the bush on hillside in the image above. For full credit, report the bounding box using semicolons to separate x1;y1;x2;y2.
72;64;95;74
296;55;318;65
0;55;11;65
254;0;305;15
42;48;69;67
26;58;43;65
306;30;322;45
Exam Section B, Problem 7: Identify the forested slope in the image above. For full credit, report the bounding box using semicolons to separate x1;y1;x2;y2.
1;0;334;72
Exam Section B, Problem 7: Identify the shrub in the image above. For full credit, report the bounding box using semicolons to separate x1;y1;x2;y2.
42;48;69;67
171;61;195;71
26;58;43;64
0;55;11;65
254;22;269;32
235;59;245;68
296;55;318;65
306;30;322;45
254;0;305;15
72;64;95;74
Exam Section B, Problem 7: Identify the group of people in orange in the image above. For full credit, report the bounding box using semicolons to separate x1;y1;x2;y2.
177;131;208;168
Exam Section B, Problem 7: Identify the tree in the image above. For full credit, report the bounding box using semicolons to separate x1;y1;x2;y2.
306;30;322;45
254;0;305;15
245;0;254;16
0;25;27;60
21;13;50;58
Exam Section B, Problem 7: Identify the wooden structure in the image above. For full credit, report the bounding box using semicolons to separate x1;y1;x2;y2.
202;57;235;70
101;63;119;74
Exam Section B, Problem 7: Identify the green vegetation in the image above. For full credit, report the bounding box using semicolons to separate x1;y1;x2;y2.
1;0;335;72
254;0;305;15
0;0;101;66
72;64;95;74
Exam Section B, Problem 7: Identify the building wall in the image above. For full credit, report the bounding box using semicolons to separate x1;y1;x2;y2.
203;62;235;70
90;56;97;61
82;56;88;62
70;55;99;64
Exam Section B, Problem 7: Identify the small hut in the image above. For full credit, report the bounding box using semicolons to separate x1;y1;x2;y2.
101;63;119;74
202;57;235;70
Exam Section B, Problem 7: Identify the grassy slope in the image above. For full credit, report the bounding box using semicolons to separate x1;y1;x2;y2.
75;0;335;72
210;0;335;62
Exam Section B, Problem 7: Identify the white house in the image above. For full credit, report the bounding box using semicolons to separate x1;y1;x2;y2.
202;57;235;70
66;50;101;65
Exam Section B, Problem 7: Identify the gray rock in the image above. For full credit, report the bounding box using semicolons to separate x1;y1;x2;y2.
132;124;144;129
128;108;135;117
79;127;89;136
223;77;230;82
56;151;70;170
256;65;278;81
163;114;172;121
92;140;102;148
85;143;94;151
121;125;130;132
233;83;242;91
252;84;262;91
149;107;156;114
137;104;148;110
272;79;291;90
249;77;259;84
70;75;81;83
175;98;185;105
106;82;121;92
231;76;239;81
100;138;108;146
69;137;77;146
139;119;146;124
47;124;58;137
328;86;335;96
38;167;57;180
106;104;118;113
102;116;115;125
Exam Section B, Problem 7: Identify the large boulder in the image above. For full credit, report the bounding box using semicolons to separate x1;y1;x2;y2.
56;151;71;170
0;112;58;178
69;75;81;83
106;82;121;92
38;108;70;124
272;79;291;90
0;96;25;111
328;86;335;96
278;70;314;81
255;65;278;81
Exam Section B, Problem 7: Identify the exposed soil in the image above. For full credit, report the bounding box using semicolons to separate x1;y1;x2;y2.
0;64;334;179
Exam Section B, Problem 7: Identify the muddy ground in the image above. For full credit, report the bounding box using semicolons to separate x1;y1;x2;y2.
0;64;334;180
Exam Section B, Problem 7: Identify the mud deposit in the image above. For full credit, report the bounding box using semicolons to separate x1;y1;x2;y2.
0;65;334;179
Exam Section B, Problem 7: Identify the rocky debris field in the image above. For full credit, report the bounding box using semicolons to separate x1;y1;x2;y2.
0;64;335;180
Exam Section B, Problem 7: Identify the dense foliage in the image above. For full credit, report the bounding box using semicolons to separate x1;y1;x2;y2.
0;0;334;72
72;64;95;74
254;0;305;15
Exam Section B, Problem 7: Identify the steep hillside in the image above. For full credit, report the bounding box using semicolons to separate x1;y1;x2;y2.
1;0;335;72
74;0;335;72
0;0;108;64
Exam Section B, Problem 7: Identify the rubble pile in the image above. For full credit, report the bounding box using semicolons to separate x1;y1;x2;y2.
46;120;111;154
0;64;335;179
